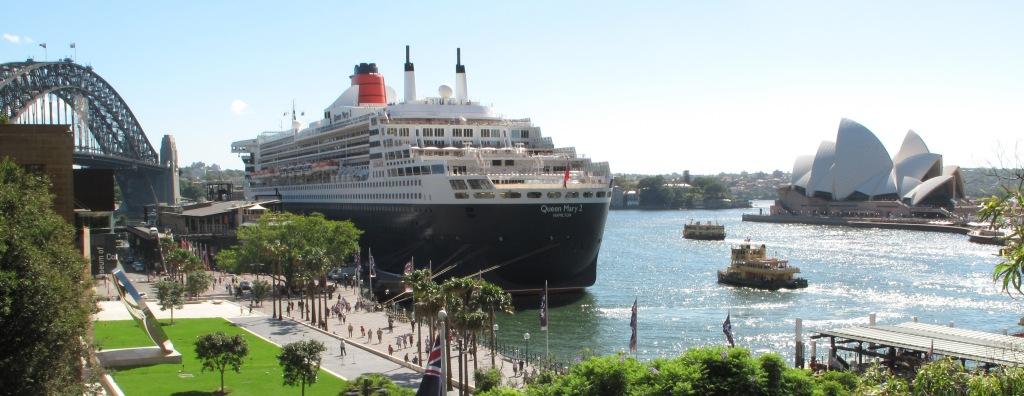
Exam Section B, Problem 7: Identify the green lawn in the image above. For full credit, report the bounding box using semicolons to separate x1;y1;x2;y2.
94;318;347;396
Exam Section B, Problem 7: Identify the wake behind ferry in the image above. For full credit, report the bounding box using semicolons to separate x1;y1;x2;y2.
231;46;612;293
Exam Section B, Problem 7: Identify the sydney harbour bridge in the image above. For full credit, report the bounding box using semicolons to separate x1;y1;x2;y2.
0;59;178;217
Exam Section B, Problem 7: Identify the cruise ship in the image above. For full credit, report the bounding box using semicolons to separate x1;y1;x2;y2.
231;46;611;293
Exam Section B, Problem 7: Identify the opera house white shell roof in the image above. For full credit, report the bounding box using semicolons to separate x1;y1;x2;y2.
790;119;964;205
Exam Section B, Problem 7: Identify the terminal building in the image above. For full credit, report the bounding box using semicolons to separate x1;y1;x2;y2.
772;119;967;218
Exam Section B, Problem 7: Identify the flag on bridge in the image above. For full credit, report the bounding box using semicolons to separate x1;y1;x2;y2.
629;298;638;354
539;280;549;331
723;313;735;347
416;336;445;396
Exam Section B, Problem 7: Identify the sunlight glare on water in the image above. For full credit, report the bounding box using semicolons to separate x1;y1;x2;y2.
495;201;1022;363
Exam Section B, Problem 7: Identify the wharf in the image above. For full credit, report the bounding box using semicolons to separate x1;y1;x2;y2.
811;321;1024;369
742;214;971;234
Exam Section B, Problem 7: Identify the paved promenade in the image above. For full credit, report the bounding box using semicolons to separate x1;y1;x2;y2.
93;274;532;392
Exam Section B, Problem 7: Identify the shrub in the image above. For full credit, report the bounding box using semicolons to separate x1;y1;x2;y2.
477;386;526;396
475;368;502;392
338;373;412;396
912;358;969;396
855;363;910;396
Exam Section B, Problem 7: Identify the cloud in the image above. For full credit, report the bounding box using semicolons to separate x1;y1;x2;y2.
3;33;21;44
230;99;249;115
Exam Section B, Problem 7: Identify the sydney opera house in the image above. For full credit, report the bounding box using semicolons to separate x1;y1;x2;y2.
772;118;966;218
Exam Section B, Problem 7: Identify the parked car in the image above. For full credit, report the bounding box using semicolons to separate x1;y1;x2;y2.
239;280;252;291
131;261;145;272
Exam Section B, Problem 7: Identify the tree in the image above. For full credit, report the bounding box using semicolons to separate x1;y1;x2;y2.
978;172;1024;296
251;279;271;307
478;282;514;367
186;270;213;299
194;332;249;394
232;212;362;322
155;279;185;324
166;247;202;281
278;339;326;396
0;158;92;394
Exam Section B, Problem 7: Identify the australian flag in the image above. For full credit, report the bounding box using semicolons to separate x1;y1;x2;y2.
723;313;735;347
416;336;445;396
629;298;638;354
539;281;549;331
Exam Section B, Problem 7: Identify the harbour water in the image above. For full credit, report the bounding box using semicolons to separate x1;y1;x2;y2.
494;201;1023;363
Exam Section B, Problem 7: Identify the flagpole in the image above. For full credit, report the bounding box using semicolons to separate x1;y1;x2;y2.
439;309;450;393
368;247;374;303
544;280;549;361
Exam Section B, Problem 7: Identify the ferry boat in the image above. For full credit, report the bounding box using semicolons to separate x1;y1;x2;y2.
231;46;612;293
718;241;807;290
967;227;1006;246
683;220;725;240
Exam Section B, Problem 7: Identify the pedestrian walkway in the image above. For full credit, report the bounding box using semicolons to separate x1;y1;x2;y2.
258;283;531;389
229;315;424;388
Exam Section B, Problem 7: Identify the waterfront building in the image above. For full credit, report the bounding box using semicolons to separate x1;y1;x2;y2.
773;119;966;218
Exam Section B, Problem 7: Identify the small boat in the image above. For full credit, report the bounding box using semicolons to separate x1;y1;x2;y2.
718;241;807;290
968;228;1006;246
683;220;726;240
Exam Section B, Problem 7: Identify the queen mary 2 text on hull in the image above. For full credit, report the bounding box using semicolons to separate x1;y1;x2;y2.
231;46;612;293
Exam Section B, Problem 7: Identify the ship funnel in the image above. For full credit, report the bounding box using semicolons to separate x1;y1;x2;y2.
351;62;386;106
455;47;468;102
403;45;416;103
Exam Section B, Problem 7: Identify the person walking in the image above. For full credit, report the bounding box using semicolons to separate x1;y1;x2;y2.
347;323;354;338
339;340;347;357
404;353;409;363
367;330;372;343
388;344;394;356
360;325;365;337
376;328;383;344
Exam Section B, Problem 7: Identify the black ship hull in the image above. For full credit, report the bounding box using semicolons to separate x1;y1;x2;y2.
286;201;610;293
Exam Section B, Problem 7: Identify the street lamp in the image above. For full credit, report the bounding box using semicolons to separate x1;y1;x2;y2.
524;332;531;364
491;323;499;366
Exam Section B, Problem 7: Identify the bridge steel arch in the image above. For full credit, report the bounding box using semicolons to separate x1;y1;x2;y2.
0;60;178;217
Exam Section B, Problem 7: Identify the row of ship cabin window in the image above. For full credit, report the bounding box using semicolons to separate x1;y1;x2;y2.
291;193;424;200
454;191;606;200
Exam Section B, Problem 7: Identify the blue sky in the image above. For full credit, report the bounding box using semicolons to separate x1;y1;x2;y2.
3;1;1022;174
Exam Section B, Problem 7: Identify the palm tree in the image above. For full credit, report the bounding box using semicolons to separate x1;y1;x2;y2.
442;277;485;396
403;269;434;364
477;282;514;367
